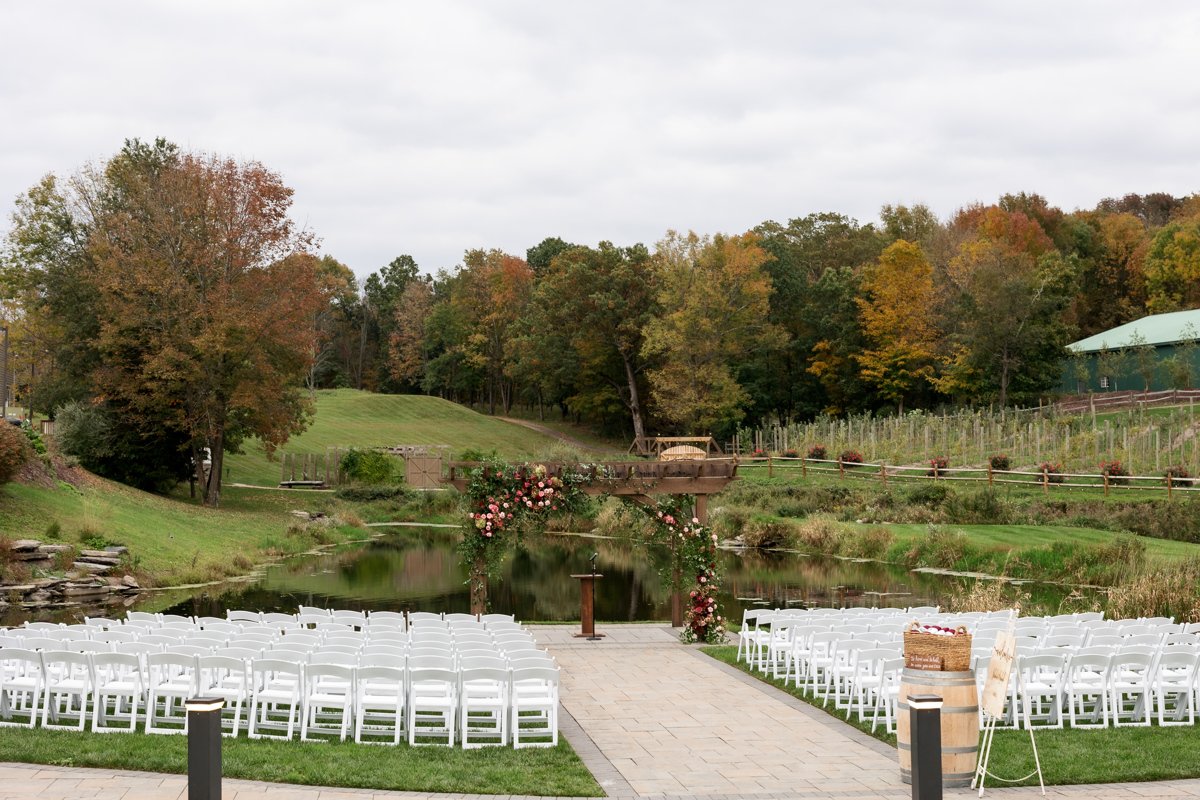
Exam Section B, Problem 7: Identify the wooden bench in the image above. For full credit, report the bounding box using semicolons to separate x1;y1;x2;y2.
278;480;327;489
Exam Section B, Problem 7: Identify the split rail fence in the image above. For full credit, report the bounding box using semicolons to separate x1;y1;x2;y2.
738;454;1200;499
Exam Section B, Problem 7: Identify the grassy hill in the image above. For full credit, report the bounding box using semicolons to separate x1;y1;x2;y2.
224;390;565;486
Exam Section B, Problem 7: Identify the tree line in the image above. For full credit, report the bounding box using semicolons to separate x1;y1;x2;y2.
3;140;1200;502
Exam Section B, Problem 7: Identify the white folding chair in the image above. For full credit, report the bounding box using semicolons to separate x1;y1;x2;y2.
1154;649;1199;726
249;659;303;740
0;649;44;728
1109;651;1154;727
407;667;457;746
91;652;144;733
1064;653;1111;729
510;665;558;748
40;651;93;731
197;654;251;737
300;664;355;742
1017;653;1066;729
459;666;510;748
355;665;405;745
146;652;200;734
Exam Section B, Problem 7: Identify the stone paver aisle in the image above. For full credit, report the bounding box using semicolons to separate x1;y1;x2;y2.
536;624;902;798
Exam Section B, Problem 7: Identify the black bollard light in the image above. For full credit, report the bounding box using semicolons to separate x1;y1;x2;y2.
908;694;943;800
185;697;225;800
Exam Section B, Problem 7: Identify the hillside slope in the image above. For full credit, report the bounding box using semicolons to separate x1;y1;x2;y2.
224;390;564;486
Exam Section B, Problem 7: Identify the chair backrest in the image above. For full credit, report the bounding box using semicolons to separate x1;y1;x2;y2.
408;612;443;623
459;655;507;671
252;658;303;678
1067;653;1112;674
361;644;407;659
298;606;330;617
159;614;194;625
93;630;137;644
331;610;366;622
69;641;113;654
227;610;262;624
367;611;406;624
367;630;408;643
20;637;61;651
139;635;182;647
359;652;405;669
407;666;457;690
41;649;93;675
305;663;355;688
1019;652;1066;673
315;644;358;656
199;655;248;682
482;613;515;624
84;617;118;629
127;611;160;623
218;647;262;662
165;644;211;658
1123;634;1164;647
92;651;141;671
190;632;228;646
356;665;404;688
280;632;320;647
262;612;298;625
149;651;200;672
119;641;162;657
24;621;64;631
310;651;358;667
323;633;365;645
508;655;555;671
195;616;226;627
459;666;509;689
510;665;558;688
408;653;454;671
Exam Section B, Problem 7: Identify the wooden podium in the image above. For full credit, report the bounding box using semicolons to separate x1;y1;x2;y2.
571;573;604;639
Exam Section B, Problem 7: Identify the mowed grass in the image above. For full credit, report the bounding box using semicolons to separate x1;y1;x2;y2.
859;523;1200;564
0;480;361;586
0;727;602;796
224;389;563;486
703;646;1200;786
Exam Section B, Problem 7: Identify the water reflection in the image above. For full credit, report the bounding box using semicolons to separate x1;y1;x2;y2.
1;527;1079;626
156;528;1073;623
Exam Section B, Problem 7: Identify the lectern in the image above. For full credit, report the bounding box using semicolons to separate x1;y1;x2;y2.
570;573;604;639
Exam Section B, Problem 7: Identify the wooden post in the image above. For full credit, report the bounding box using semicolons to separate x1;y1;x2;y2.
880;461;887;487
987;462;993;486
768;452;774;478
839;459;845;479
281;455;287;486
1168;472;1173;500
1042;468;1048;494
470;556;488;616
1103;472;1109;497
802;457;807;479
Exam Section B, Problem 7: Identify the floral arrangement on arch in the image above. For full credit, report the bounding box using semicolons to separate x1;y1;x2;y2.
644;499;725;645
460;459;591;592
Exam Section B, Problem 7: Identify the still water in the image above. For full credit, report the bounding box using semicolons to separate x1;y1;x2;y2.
146;527;1071;623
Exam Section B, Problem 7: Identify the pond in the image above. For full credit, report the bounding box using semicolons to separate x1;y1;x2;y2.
3;527;1080;626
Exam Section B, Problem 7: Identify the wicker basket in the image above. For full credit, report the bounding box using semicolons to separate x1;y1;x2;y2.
903;622;972;671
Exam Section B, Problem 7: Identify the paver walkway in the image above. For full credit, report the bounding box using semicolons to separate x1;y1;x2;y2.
6;624;1200;799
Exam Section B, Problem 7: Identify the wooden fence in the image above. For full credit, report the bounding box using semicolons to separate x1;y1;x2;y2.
738;454;1200;498
1054;389;1200;414
280;448;347;487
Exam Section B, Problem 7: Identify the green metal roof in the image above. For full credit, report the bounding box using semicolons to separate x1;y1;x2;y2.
1068;309;1200;352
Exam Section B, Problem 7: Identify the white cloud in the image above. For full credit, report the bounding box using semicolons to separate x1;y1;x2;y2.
1;0;1198;277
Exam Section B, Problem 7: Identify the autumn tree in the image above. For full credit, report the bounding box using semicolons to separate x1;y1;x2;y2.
643;231;784;433
83;148;323;506
1144;217;1200;313
387;277;434;387
855;240;939;412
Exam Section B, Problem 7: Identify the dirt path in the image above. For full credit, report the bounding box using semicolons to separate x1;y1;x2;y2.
497;417;624;456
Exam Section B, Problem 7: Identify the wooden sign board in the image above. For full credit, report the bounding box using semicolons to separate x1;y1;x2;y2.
981;630;1016;718
906;653;944;671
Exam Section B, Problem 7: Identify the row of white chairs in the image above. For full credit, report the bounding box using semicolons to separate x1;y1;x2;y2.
0;648;558;747
737;607;1200;733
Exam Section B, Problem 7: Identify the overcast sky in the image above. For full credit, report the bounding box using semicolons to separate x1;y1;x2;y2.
2;2;1198;278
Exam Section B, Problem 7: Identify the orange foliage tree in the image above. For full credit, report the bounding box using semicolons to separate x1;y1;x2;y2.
88;151;323;507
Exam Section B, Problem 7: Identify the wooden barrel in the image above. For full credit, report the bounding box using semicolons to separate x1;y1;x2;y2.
897;668;979;788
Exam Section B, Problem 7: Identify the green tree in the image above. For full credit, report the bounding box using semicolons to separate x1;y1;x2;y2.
643;231;784;433
1126;330;1158;391
1144;219;1200;313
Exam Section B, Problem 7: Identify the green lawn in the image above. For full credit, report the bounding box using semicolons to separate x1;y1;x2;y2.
224;390;564;486
0;727;602;796
703;645;1200;786
0;480;362;586
858;522;1200;563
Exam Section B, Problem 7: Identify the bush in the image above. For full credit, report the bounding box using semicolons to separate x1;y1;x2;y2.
838;449;864;467
794;517;845;554
807;444;828;460
740;518;796;549
944;490;1011;525
903;527;971;569
1099;459;1130;486
334;484;411;502
1038;461;1065;484
339;448;398;484
21;423;47;455
989;453;1011;471
782;449;799;459
840;526;894;559
1107;558;1200;622
926;455;950;476
1164;465;1193;486
0;424;30;484
749;448;767;460
905;482;952;508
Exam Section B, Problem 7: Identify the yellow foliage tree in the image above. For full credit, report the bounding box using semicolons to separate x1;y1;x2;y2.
855;240;939;412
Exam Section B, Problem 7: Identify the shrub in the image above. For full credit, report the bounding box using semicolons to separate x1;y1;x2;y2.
944;490;1011;525
1038;461;1065;483
334;484;411;502
794;516;845;554
21;424;47;455
0;424;30;484
43;521;62;540
838;449;864;467
903;527;971;569
782;448;799;459
750;448;767;460
840;526;894;559
905;482;951;508
339;448;398;484
457;447;498;462
1099;459;1130;486
989;453;1011;471
926;455;950;476
1107;558;1200;622
1164;465;1193;486
740;517;796;549
944;578;1030;613
807;444;828;460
